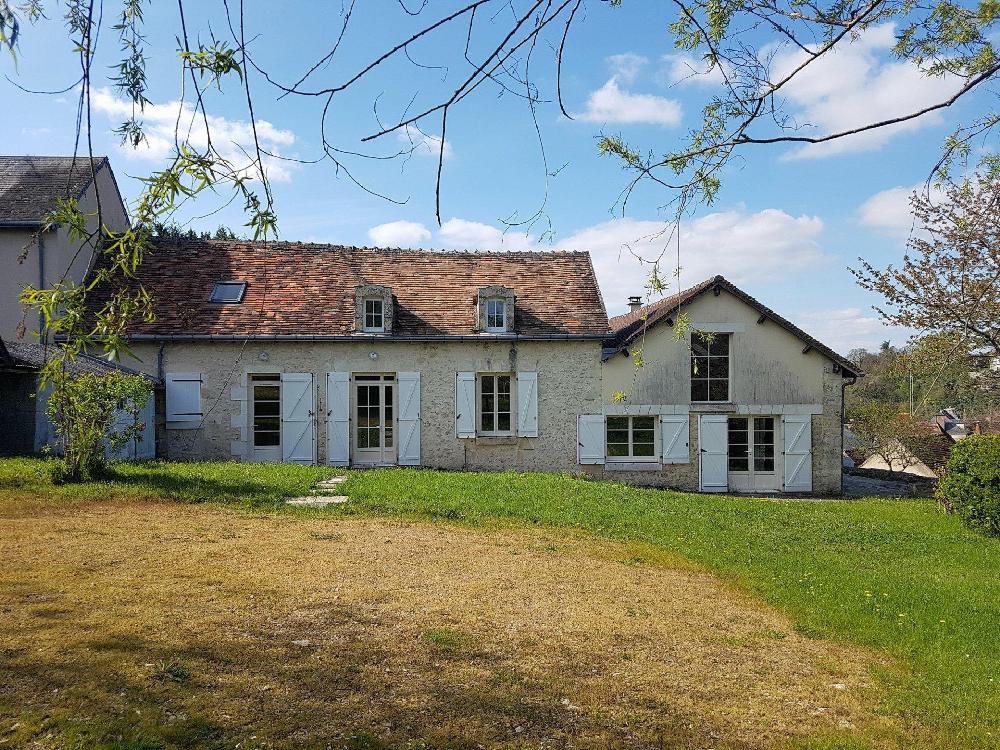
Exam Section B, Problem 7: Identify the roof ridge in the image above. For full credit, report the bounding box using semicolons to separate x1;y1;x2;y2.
151;237;591;257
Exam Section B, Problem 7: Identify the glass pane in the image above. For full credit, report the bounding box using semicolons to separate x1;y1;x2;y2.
254;431;280;447
729;457;749;472
711;333;730;355
711;356;729;378
254;417;280;432
498;394;510;413
498;375;511;393
607;443;629;457
384;427;393;448
369;387;380;406
754;417;774;432
691;356;708;377
358;387;369;406
482;376;495;395
357;428;369;448
691;380;709;402
729;444;748;459
254;385;279;401
607;416;629;430
633;416;655;430
633;440;655;457
691;337;709;357
754;458;775;472
606;430;629;445
482;412;495;432
709;380;729;402
498;412;511;432
254;401;279;417
482;394;495;414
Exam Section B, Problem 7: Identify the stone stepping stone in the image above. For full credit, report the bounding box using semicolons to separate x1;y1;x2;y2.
316;476;348;488
285;496;348;507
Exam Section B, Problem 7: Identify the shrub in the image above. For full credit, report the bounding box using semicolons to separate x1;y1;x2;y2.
938;434;1000;536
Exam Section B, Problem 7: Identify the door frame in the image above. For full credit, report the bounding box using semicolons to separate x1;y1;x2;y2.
351;373;398;466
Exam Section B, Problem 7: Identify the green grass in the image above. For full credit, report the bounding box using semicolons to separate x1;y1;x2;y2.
0;455;334;507
2;457;1000;747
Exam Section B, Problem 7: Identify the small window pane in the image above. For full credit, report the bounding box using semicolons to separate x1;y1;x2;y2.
691;356;709;377
691;380;709;402
365;298;384;330
486;299;506;330
254;431;280;447
606;429;629;445
711;356;729;378
498;412;511;432
633;440;655;457
709;380;729;402
254;416;280;432
607;416;629;430
209;281;246;303
691;337;709;357
607;442;629;457
482;377;495;395
482;412;495;432
730;458;749;472
384;427;393;448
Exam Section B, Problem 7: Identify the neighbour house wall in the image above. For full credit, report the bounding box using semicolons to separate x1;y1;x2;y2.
1;165;128;340
593;290;845;494
124;339;602;471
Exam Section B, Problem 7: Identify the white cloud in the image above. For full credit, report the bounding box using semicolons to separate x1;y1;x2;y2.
858;182;944;237
91;88;297;182
577;78;683;126
555;208;827;315
367;220;432;247
397;126;453;159
795;307;909;353
658;54;726;87
771;25;963;158
438;218;535;250
607;53;648;84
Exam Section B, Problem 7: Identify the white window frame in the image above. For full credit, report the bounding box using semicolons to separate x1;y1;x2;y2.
478;373;513;436
605;414;658;462
484;299;506;332
250;373;281;450
363;297;385;332
691;332;731;403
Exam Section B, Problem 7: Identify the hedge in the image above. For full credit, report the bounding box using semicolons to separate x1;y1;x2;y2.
938;434;1000;536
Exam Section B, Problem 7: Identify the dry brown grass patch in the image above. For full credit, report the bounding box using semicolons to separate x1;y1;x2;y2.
1;501;896;749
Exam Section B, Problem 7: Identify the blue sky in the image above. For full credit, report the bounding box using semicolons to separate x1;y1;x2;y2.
3;1;985;353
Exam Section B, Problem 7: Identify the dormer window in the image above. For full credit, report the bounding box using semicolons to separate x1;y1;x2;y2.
209;281;246;303
477;285;515;333
355;284;394;334
364;298;384;332
485;299;506;332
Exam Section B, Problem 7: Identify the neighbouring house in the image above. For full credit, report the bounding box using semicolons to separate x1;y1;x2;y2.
92;239;860;494
0;337;157;458
0;155;128;340
855;411;961;479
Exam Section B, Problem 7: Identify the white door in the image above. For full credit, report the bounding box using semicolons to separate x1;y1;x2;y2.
698;414;729;492
353;374;397;466
727;416;779;492
281;373;315;464
397;372;421;466
326;372;350;466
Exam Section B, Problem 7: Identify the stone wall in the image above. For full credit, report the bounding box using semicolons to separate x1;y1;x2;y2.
125;339;602;471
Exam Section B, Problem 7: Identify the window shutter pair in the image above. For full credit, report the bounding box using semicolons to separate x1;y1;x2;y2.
165;373;203;428
455;371;538;438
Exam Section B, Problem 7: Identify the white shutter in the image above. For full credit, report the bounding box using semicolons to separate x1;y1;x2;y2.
456;372;476;438
281;373;315;465
698;414;729;492
577;414;605;465
326;372;350;466
782;414;813;492
397;372;421;466
165;373;202;428
516;371;538;437
661;414;690;464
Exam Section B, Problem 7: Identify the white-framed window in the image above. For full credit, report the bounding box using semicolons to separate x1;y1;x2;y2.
691;332;730;402
364;298;384;332
479;373;512;435
728;416;775;473
606;415;656;461
485;299;506;332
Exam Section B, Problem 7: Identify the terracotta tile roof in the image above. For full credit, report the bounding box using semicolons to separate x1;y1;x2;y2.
89;239;610;339
0;156;109;225
606;275;862;377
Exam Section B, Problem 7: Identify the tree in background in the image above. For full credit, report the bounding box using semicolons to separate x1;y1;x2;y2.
854;177;1000;358
849;401;940;475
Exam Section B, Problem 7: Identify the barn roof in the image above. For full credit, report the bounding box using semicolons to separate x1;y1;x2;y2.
0;156;112;226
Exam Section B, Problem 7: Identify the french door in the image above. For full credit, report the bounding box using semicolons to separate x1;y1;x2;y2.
352;374;396;465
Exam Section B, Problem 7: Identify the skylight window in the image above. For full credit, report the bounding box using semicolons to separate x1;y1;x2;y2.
209;281;247;304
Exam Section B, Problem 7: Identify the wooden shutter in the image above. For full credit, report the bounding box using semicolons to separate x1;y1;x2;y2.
397;372;421;466
698;414;728;492
326;372;350;466
165;373;202;428
281;373;315;465
577;414;605;465
516;371;538;437
660;414;690;464
782;414;813;492
456;372;476;438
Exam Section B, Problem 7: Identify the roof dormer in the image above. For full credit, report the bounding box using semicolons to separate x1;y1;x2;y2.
477;285;515;333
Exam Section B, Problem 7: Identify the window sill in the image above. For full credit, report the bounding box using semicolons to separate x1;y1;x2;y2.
605;461;661;472
474;435;518;445
690;402;736;412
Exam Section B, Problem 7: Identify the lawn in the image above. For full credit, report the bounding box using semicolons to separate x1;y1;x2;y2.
2;458;999;749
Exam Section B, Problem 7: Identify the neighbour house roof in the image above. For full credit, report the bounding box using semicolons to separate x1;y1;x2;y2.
0;155;112;226
606;275;862;378
0;339;157;382
87;239;611;339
